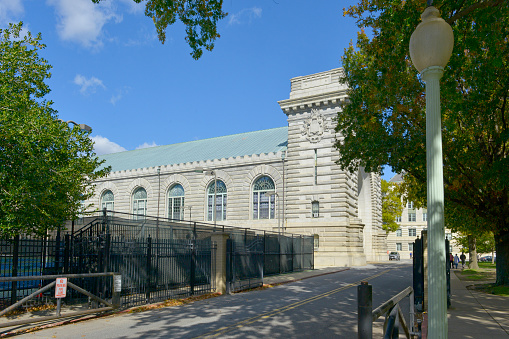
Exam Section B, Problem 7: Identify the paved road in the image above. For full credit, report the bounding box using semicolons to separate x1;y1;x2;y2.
18;263;412;338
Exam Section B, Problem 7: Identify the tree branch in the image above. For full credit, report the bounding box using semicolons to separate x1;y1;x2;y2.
446;0;504;24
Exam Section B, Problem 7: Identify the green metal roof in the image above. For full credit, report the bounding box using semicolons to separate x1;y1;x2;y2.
100;127;288;172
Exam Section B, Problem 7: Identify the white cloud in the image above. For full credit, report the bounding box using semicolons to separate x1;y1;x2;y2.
118;0;144;14
228;7;262;25
47;0;122;49
91;135;127;155
0;0;24;26
74;74;106;95
136;141;159;150
110;92;122;105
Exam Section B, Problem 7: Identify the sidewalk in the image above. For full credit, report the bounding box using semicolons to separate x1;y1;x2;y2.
447;269;509;338
0;267;350;337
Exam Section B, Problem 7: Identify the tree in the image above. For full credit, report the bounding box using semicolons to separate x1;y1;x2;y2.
381;179;404;232
92;0;227;60
334;1;509;284
0;22;110;237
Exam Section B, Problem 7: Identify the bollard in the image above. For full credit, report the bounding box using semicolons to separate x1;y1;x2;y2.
358;281;372;339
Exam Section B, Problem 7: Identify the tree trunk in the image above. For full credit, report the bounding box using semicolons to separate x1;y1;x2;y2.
468;235;479;269
495;229;509;285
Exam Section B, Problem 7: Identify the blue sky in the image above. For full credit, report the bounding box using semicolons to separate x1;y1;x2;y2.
1;0;395;181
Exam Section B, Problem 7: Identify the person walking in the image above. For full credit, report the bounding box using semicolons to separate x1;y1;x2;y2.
449;252;454;269
460;252;466;268
454;254;459;269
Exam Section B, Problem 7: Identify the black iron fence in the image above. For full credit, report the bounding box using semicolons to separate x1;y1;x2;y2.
1;210;314;310
226;231;314;293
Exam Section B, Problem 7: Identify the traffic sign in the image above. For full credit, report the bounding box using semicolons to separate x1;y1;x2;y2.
55;278;67;298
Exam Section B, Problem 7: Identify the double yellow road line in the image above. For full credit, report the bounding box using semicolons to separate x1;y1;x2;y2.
194;269;392;338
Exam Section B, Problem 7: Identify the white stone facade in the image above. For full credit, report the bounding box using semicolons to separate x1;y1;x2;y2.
85;68;386;267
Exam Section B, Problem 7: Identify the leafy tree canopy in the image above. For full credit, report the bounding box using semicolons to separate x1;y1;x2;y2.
0;22;110;237
92;0;227;59
381;179;404;232
335;0;509;283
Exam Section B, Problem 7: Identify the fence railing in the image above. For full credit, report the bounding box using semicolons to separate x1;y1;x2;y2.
1;210;314;310
358;282;418;339
0;272;120;328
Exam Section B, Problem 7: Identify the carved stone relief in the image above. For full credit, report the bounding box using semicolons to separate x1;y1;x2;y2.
301;109;329;143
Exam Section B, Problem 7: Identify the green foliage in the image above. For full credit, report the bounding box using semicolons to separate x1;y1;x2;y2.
334;0;509;284
381;179;404;232
0;23;110;237
92;0;227;59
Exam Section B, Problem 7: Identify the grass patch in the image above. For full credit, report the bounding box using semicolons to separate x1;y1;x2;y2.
470;283;509;297
478;262;496;269
455;268;496;282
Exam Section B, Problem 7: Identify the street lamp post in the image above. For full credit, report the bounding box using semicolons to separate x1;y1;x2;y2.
195;168;217;226
410;5;454;338
266;192;280;234
57;119;91;132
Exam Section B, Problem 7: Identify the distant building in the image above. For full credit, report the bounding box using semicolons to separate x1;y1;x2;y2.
386;174;462;258
84;69;388;267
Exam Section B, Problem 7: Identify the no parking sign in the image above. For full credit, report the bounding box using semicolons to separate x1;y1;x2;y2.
55;278;67;298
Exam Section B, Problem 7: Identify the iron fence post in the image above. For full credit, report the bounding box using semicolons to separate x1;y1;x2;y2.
190;237;196;295
64;234;70;274
10;235;20;306
358;281;372;339
55;229;61;275
146;236;152;303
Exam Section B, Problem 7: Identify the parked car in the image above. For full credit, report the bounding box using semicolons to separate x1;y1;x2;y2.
389;252;400;261
480;256;496;262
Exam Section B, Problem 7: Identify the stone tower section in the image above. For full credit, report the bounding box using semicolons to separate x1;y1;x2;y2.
278;68;374;266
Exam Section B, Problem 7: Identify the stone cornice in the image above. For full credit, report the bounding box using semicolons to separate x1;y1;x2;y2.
277;90;349;114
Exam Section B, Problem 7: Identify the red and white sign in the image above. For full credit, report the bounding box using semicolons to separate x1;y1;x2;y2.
55;278;67;298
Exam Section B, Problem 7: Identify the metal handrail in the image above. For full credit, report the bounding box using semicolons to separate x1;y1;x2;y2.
358;282;418;339
0;272;121;329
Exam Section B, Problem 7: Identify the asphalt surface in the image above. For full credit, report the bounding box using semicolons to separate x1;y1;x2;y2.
16;263;413;338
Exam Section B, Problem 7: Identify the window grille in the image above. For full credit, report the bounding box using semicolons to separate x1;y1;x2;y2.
252;176;275;219
132;187;147;220
168;184;185;220
207;180;227;221
101;190;114;211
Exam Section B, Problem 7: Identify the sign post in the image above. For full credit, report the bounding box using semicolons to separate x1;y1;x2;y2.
55;278;67;316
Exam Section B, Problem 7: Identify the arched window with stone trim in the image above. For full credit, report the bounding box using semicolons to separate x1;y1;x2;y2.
207;180;227;221
168;184;185;220
252;176;275;219
132;187;147;220
101;190;114;211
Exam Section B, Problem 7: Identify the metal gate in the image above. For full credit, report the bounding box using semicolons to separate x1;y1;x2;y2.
226;237;264;293
412;232;451;312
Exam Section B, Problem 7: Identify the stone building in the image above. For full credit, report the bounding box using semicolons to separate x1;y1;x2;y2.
85;68;387;267
386;173;461;258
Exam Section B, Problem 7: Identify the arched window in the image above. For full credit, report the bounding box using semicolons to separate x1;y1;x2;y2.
101;190;114;211
208;180;227;221
253;176;275;219
132;187;147;220
168;184;185;220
